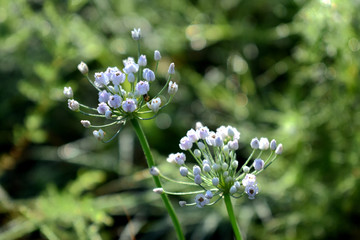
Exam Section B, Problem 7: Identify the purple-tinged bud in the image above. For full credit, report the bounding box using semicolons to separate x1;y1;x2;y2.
234;181;241;189
138;55;147;66
179;201;187;207
153;188;164;194
243;166;250;173
205;190;213;199
98;90;110;103
203;164;211;173
179;136;193;150
122;98;137;112
105;110;112;119
214;136;223;147
131;28;141;40
168;81;178;95
142;68;155;82
146;97;161;112
270;139;277;150
150;167;160;176
250;137;260;149
275;143;283;155
197;127;210;139
259;137;269;150
68;99;79;111
253;158;265;171
197;142;205;150
168;63;175;74
230;186;237;194
179;166;188;176
232;160;239;169
193;165;201;175
97;102;110;114
154;50;161;61
194;174;202;184
135;81;150;95
80;120;91;128
127;73;135;83
108;95;122;108
212;177;219;186
77;61;88;75
63;87;73;98
93;129;105;141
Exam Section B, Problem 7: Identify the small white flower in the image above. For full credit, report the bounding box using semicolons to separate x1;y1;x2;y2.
174;152;186;165
93;129;105;141
168;81;178;95
186;129;199;143
63;87;73;98
179;136;193;150
68;99;79;111
147;97;161;112
131;28;141;40
242;174;256;187
195;194;209;208
259;137;269;150
245;184;259;200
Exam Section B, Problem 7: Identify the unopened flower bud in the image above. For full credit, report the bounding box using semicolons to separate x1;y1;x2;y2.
105;110;112;119
194;174;202;184
193;165;201;175
168;62;175;74
223;171;229;177
63;86;73;98
222;163;228;171
68;99;79;111
212;163;220;171
270;139;277;150
194;149;201;158
275;143;283;155
230;186;237;194
153;188;164;194
77;61;89;75
253;158;265;171
212;177;219;186
179;201;187;207
150;167;160;176
128;73;135;83
205;190;213;199
154;50;161;61
232;160;239;169
179;166;188;177
243;166;250;173
197;142;205;150
234;181;241;189
225;176;232;183
251;138;259;149
203;164;211;173
80;120;91;128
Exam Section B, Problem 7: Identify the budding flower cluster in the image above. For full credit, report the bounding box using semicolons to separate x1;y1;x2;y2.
64;28;179;142
161;123;283;208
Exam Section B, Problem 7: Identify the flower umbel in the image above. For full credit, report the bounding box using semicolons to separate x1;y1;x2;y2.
157;123;283;207
64;28;178;142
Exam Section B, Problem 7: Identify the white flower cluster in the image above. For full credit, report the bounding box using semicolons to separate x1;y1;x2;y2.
164;122;283;208
64;28;178;142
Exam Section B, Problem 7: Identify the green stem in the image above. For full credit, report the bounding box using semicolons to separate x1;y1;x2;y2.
223;193;242;240
130;118;185;240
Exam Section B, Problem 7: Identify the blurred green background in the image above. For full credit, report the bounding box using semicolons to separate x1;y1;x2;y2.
1;0;360;239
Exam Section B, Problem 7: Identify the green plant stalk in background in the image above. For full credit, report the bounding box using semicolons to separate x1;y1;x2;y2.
224;193;242;240
131;118;185;240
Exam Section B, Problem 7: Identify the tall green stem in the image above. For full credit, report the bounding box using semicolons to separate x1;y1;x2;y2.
223;193;242;240
130;118;185;240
